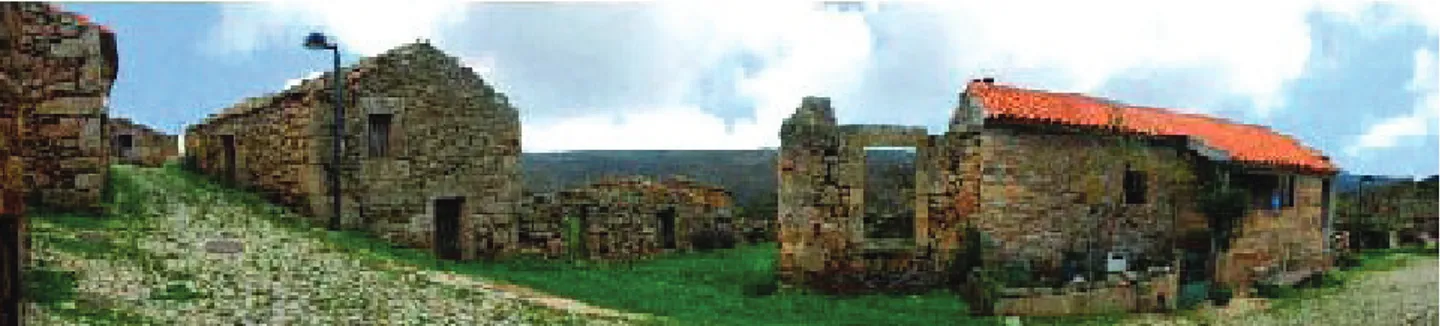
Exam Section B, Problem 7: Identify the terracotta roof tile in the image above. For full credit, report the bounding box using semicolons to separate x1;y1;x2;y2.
965;80;1337;174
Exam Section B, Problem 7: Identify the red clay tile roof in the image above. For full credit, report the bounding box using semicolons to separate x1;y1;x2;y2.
965;80;1338;174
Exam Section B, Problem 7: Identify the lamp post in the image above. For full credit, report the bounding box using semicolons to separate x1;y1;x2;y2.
305;32;343;231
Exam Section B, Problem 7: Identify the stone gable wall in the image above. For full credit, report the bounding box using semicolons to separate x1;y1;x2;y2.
107;118;178;167
185;43;522;260
5;3;117;213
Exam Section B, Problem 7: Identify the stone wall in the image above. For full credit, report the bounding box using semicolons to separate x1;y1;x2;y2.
965;126;1200;282
186;42;522;260
521;175;735;260
6;3;118;213
995;271;1179;316
108;117;177;167
0;2;117;321
1219;173;1330;294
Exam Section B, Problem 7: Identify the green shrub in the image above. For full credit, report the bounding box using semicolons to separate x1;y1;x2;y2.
25;267;78;306
1253;282;1298;299
1208;285;1234;306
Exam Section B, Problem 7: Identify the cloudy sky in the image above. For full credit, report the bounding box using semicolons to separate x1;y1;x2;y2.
66;1;1438;177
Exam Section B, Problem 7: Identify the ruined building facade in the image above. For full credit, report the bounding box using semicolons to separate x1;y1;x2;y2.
108;117;178;167
778;80;1337;313
185;42;522;260
520;175;736;260
0;2;118;322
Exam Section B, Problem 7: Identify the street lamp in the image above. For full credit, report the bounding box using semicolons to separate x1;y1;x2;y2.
305;32;343;231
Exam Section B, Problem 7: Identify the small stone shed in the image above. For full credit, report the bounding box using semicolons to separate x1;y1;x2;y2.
0;2;117;322
108;117;178;167
185;42;522;260
778;79;1337;312
520;175;736;260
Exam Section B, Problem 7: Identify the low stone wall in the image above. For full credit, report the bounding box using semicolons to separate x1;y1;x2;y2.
996;272;1179;316
521;175;736;260
108;118;177;167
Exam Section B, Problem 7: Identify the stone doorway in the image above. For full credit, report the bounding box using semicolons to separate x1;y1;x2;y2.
433;197;464;260
220;135;236;184
658;206;677;249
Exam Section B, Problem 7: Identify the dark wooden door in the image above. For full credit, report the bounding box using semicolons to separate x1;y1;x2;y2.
116;134;134;160
658;207;676;249
221;135;236;184
0;216;20;325
434;197;464;260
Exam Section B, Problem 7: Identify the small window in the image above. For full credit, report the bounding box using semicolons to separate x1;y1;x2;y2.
367;114;392;157
1275;175;1296;208
1124;165;1147;205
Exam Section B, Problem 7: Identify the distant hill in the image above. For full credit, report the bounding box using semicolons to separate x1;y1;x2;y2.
1335;172;1416;193
522;150;779;213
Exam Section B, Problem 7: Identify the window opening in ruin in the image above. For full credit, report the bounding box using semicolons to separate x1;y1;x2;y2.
368;113;392;157
658;206;678;249
221;135;237;184
434;197;464;260
1124;165;1148;205
116;134;134;158
863;146;917;240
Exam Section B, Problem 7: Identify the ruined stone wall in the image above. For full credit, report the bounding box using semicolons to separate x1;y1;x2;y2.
8;3;117;213
1219;174;1329;294
777;97;856;286
521;175;735;260
107;118;178;167
186;42;522;260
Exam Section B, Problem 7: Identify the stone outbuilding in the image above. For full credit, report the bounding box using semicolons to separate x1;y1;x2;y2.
778;79;1338;314
0;2;117;322
108;117;178;167
184;42;522;260
520;175;736;260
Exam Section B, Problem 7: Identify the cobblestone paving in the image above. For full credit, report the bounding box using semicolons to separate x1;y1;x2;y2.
26;166;645;325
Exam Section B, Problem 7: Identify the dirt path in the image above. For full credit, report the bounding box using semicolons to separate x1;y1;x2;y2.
26;166;649;325
1122;257;1439;326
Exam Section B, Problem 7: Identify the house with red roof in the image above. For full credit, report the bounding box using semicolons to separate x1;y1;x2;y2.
777;78;1337;315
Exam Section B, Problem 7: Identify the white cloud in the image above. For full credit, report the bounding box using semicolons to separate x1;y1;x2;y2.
209;0;469;57
282;71;324;90
213;0;1439;153
1347;46;1440;155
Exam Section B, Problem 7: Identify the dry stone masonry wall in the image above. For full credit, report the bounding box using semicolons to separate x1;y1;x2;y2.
186;42;522;260
521;175;736;260
107;117;178;167
3;3;118;213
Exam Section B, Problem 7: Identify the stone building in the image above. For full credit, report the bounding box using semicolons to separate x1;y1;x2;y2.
520;175;736;260
184;42;522;260
108;117;178;167
778;79;1337;313
7;3;119;214
0;2;118;322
